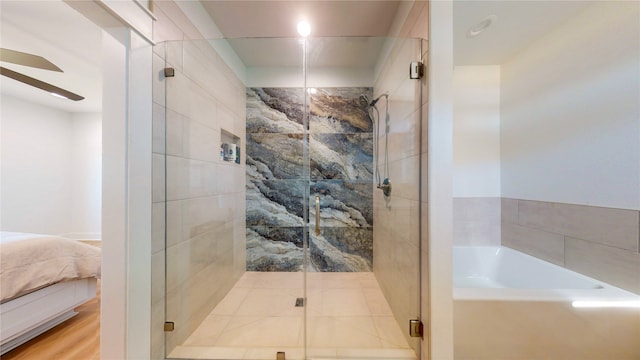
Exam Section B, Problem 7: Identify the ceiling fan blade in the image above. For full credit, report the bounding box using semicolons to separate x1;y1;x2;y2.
1;66;84;101
0;48;63;72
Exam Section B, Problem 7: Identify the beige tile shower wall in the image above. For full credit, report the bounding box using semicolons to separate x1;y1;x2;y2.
151;2;247;358
164;41;246;355
502;198;640;294
453;198;500;246
373;37;422;354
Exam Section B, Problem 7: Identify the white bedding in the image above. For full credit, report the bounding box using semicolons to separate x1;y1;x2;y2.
0;232;101;301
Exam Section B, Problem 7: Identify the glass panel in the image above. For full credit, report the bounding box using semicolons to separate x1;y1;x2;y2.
161;37;305;359
305;37;422;359
159;36;422;360
242;36;309;359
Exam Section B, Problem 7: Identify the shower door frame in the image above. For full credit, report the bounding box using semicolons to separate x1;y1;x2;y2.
301;36;424;358
160;35;424;360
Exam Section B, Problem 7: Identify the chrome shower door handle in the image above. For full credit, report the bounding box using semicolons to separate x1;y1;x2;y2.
315;195;320;236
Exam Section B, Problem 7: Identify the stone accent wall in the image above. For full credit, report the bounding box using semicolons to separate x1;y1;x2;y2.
246;87;374;272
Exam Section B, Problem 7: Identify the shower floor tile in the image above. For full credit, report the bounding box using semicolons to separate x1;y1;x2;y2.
171;272;416;360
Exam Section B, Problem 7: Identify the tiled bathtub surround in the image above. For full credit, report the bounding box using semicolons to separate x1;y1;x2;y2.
246;87;374;272
502;198;640;294
453;197;501;246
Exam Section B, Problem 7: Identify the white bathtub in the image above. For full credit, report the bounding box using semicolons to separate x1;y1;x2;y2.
453;246;640;358
453;246;639;302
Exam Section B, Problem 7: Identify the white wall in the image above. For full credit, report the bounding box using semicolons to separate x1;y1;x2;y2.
501;1;640;210
428;1;455;358
453;65;501;197
70;112;102;239
0;94;102;237
1;95;72;234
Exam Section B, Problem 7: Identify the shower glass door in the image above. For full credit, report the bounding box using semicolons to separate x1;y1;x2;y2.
161;37;307;359
159;35;423;360
304;37;423;358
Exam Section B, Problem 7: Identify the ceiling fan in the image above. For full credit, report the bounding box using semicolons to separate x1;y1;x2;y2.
0;48;84;101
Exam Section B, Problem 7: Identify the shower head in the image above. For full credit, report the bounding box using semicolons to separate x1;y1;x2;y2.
360;93;389;108
359;94;371;108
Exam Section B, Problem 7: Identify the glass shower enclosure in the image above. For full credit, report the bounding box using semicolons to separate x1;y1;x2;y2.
155;35;424;360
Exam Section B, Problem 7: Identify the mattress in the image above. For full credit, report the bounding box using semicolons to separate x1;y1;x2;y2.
0;232;101;301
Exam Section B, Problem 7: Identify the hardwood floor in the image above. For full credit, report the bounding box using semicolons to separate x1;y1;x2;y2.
2;282;101;360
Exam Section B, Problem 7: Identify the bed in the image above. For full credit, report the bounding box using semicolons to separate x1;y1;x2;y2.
0;232;101;354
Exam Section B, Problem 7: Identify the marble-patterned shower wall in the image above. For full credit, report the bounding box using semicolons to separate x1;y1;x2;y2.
246;87;374;272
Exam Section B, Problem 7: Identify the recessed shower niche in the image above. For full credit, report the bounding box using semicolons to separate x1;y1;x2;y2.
221;129;241;164
159;36;424;360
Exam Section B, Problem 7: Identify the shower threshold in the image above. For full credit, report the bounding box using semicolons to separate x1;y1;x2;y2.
168;272;416;360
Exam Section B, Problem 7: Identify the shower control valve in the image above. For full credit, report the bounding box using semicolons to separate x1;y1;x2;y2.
377;178;392;197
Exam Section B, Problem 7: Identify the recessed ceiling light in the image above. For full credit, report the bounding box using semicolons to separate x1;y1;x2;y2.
297;21;311;37
467;15;497;38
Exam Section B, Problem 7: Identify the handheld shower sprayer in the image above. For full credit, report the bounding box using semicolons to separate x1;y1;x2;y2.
361;91;392;197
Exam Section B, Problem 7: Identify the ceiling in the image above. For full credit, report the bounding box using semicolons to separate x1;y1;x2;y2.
203;0;593;68
201;1;405;71
0;0;595;113
200;1;403;38
0;1;102;113
453;1;590;65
